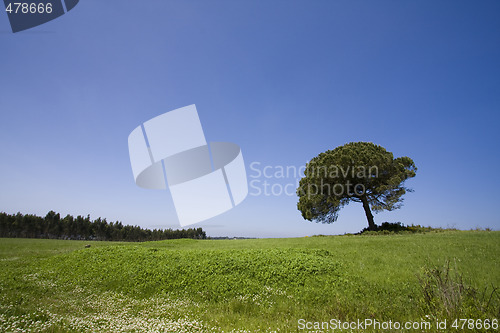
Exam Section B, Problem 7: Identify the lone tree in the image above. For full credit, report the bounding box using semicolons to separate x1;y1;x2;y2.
297;142;416;231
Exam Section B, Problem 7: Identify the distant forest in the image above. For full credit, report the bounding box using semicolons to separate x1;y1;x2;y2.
0;211;206;241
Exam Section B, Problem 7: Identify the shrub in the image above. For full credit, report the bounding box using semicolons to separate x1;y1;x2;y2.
358;222;451;235
418;260;500;319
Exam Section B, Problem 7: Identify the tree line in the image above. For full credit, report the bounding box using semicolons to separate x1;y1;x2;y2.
0;211;206;241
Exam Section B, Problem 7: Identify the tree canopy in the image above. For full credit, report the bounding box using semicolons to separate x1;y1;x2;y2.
297;142;417;230
0;211;206;241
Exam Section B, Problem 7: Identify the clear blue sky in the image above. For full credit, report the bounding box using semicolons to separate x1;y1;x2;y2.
1;0;499;237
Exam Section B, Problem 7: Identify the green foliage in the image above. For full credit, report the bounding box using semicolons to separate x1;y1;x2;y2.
0;231;498;332
43;247;342;301
359;222;453;235
0;211;206;241
297;142;416;228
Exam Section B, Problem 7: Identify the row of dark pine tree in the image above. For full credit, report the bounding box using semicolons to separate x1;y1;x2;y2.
0;211;206;241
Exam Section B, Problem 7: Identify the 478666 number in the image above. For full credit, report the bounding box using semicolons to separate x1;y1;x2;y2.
5;2;53;14
452;318;498;330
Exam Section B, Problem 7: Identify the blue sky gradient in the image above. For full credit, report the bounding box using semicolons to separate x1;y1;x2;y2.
1;0;499;237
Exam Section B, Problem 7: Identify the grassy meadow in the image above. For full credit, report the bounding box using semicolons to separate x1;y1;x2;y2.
0;231;499;332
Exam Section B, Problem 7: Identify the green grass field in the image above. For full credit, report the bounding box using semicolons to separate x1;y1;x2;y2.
0;231;499;332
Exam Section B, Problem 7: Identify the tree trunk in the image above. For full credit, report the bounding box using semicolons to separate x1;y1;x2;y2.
361;196;376;231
